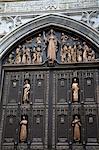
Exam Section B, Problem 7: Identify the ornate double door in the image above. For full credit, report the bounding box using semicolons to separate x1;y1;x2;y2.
1;67;98;150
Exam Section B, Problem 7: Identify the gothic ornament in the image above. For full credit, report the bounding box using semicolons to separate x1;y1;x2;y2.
5;29;97;65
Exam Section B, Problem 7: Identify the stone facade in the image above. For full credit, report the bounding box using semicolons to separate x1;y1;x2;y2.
0;1;99;150
0;0;99;40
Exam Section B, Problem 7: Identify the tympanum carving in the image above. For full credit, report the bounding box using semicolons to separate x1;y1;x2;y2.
4;29;97;65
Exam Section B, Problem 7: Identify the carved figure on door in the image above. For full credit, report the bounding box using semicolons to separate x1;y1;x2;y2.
72;115;81;142
20;116;28;142
72;78;79;102
23;80;30;104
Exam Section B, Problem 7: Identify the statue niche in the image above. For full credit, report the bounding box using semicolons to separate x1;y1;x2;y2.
72;115;81;142
19;115;28;143
72;78;80;103
22;79;30;104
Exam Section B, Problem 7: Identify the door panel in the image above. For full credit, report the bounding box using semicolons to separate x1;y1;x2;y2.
0;69;98;150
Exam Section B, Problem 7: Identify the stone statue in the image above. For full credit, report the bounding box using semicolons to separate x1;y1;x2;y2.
22;46;31;64
25;48;31;64
15;46;21;64
32;47;37;64
61;45;68;63
72;115;81;142
87;48;95;61
36;34;42;45
32;46;42;64
83;42;89;62
36;46;42;63
61;32;68;44
32;52;37;64
77;44;82;62
23;80;30;104
77;50;82;62
72;78;79;102
67;45;71;62
47;29;58;63
8;52;15;64
22;45;27;64
20;116;28;142
91;49;95;61
69;45;76;62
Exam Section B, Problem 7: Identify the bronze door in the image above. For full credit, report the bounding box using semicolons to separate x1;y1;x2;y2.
1;68;98;150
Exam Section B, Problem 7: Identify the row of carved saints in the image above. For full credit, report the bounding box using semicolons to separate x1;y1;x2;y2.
7;29;96;65
19;115;81;143
22;78;79;104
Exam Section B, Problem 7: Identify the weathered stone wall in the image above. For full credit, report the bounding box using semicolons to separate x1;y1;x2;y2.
0;0;99;40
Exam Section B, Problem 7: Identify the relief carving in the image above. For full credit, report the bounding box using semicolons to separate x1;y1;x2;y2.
8;52;15;64
60;38;96;63
45;29;58;64
36;34;42;45
5;29;97;65
15;45;21;64
83;42;95;62
22;46;31;64
32;46;42;64
61;32;69;44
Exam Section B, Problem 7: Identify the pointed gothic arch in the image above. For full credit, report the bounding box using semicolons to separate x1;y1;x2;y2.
0;13;99;59
0;13;99;150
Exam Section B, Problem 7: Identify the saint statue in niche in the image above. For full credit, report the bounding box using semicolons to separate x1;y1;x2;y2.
46;29;58;64
72;115;81;142
72;78;79;102
20;115;28;142
22;79;30;104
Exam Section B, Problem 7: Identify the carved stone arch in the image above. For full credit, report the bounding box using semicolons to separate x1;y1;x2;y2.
0;13;99;60
0;14;99;150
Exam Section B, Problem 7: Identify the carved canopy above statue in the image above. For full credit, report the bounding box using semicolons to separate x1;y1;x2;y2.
0;14;99;65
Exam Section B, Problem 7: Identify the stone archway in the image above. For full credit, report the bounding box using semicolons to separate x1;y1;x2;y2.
0;13;99;58
0;14;99;150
